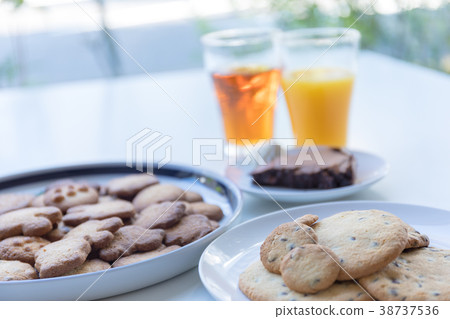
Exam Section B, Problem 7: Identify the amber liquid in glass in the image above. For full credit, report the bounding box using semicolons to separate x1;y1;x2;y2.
212;67;280;145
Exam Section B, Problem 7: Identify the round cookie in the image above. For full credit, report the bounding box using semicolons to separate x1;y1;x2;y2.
280;245;340;293
164;214;219;246
63;200;136;226
312;209;408;280
0;260;38;281
359;247;450;301
239;261;372;301
260;221;318;274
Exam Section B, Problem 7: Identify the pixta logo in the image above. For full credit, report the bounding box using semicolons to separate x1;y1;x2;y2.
126;128;172;174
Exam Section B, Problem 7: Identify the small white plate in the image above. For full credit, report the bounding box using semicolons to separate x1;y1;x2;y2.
226;150;388;203
199;201;450;301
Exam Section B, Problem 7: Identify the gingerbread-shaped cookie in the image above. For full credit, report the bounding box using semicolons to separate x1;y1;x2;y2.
107;174;159;199
0;236;50;264
134;202;186;229
164;214;219;246
43;183;99;213
35;237;91;278
99;226;165;262
184;202;223;221
132;184;186;212
0;193;34;215
0;207;62;240
64;217;123;250
0;260;37;281
63;200;135;226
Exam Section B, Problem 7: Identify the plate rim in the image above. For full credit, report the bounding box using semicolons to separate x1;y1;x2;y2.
229;149;389;197
0;162;243;287
199;200;449;301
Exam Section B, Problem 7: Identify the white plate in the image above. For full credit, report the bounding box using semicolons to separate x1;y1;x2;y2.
199;201;450;301
0;163;242;301
226;150;389;203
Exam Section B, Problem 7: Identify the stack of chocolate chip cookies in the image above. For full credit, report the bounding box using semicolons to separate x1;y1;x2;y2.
239;209;449;301
0;174;223;281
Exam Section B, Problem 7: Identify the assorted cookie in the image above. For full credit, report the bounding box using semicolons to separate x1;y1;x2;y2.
98;226;165;262
113;245;180;268
0;236;50;265
63;200;135;226
106;174;159;199
0;175;223;281
239;261;370;301
0;260;38;281
132;184;186;212
134;201;186;229
0;193;34;215
183;202;224;221
35;237;92;278
0;207;62;240
239;210;446;301
63;218;124;250
63;259;110;276
165;214;219;246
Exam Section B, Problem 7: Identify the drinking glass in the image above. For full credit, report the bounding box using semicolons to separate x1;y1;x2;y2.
202;29;281;148
279;28;360;147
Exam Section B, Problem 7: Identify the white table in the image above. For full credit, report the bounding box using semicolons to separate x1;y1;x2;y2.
0;51;449;300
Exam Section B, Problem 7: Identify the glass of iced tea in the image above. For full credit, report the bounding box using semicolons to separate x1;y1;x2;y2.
201;29;281;148
279;28;360;148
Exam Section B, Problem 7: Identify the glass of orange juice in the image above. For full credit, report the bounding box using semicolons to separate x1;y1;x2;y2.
201;29;281;149
279;28;360;148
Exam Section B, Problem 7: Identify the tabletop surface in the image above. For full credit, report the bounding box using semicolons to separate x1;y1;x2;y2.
0;51;449;300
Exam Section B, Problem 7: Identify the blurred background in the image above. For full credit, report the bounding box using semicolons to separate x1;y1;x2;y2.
1;0;449;88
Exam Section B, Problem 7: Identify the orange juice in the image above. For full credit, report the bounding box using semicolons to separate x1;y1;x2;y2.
282;68;354;147
212;67;280;145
